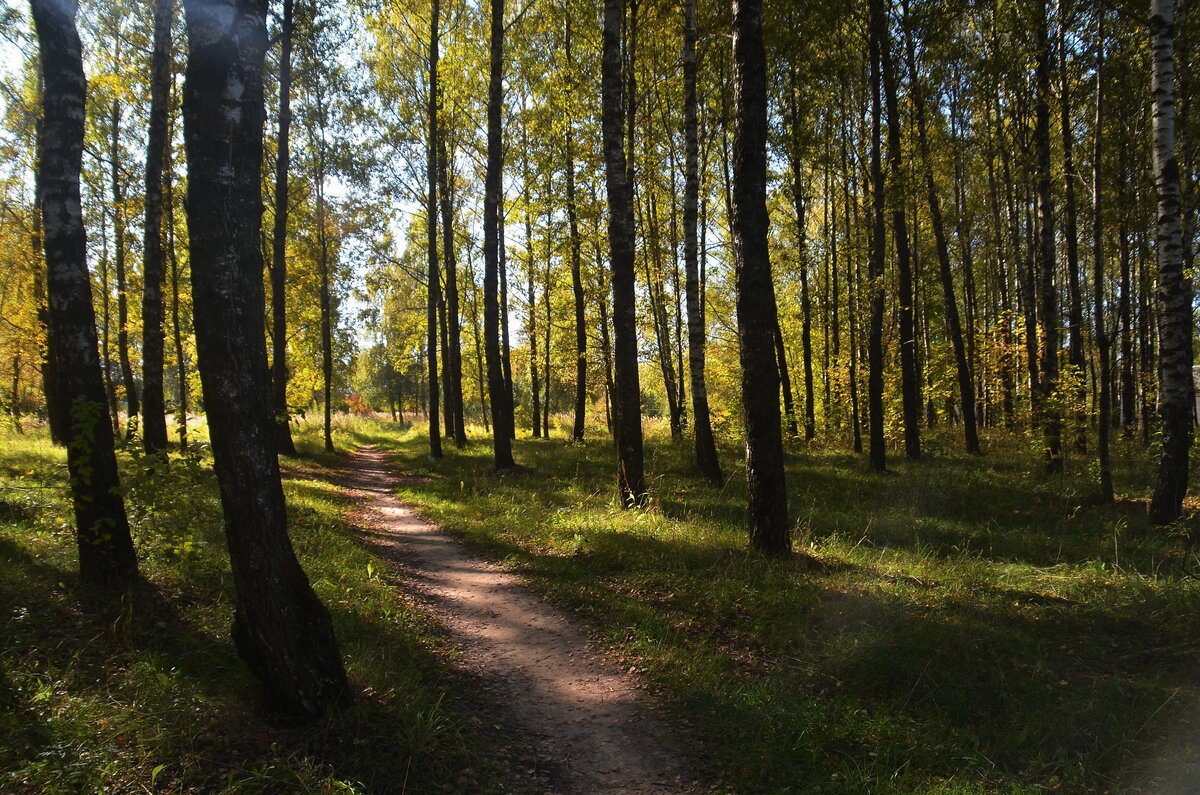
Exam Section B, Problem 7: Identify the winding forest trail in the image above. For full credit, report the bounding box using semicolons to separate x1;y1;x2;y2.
339;446;701;794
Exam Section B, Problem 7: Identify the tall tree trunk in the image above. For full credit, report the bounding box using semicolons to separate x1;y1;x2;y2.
903;1;980;453
787;130;815;442
1034;1;1062;471
425;0;443;460
774;318;799;437
32;0;138;591
271;0;296;456
985;109;1016;428
483;0;514;468
867;0;887;473
597;257;616;437
602;0;646;506
1149;0;1192;524
542;216;552;436
1139;239;1155;447
10;355;21;432
99;203;120;433
500;202;515;438
667;156;687;433
999;90;1040;418
683;0;722;484
1119;210;1135;433
1059;4;1086;454
1093;8;1113;503
470;260;489;432
30;80;69;445
438;135;466;446
166;138;188;450
181;0;347;717
732;0;788;554
643;190;682;439
842;105;863;453
139;0;173;454
111;100;138;436
317;176;333;453
880;0;920;459
524;176;541;438
564;16;587;443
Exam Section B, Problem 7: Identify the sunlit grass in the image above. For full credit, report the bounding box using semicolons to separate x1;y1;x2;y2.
0;422;511;792
5;411;1200;792
360;416;1200;793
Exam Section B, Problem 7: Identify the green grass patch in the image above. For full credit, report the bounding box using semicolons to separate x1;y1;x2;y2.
0;420;516;793
366;418;1200;793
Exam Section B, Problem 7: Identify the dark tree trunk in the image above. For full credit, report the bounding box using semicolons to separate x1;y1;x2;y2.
542;219;552;436
1139;242;1155;448
668;165;687;434
270;0;296;456
470;262;489;432
903;1;979;454
683;0;722;484
520;117;541;439
99;210;119;433
597;276;616;437
985;116;1016;428
643;191;682;439
785;81;814;441
732;0;788;555
880;3;919;459
31;91;69;445
774;317;799;437
483;0;514;468
140;0;173;454
842;109;863;454
1119;213;1135;433
438;135;466;447
1060;9;1086;454
318;179;333;453
439;294;451;435
602;0;646;505
111;100;138;435
425;0;443;460
565;17;586;443
1150;0;1192;523
182;0;347;717
500;207;515;438
165;118;188;450
32;0;138;591
999;92;1040;420
1034;1;1061;471
867;0;887;473
1093;9;1113;503
525;191;541;437
10;355;21;431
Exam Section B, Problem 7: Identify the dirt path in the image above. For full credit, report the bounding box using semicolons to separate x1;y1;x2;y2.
340;446;700;794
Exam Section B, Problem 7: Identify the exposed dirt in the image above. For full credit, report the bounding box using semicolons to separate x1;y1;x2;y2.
339;446;702;794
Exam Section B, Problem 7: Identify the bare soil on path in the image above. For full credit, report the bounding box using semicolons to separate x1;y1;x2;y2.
338;446;702;794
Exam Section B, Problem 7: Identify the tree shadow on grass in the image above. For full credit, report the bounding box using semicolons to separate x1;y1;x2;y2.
355;431;1200;791
0;521;515;793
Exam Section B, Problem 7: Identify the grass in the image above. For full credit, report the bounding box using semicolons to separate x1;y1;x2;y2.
358;416;1200;793
4;411;1200;792
0;417;524;793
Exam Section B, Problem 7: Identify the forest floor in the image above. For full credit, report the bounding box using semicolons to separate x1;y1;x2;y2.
337;445;700;793
5;415;1200;792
